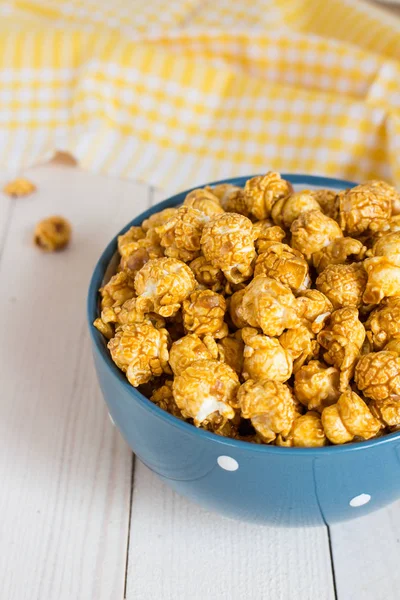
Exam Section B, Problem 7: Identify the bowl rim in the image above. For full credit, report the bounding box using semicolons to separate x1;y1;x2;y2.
87;173;400;455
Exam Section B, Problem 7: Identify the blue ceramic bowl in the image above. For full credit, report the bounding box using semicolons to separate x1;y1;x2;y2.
88;174;400;526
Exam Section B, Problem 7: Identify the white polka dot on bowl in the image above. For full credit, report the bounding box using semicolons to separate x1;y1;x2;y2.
349;493;371;507
217;456;239;471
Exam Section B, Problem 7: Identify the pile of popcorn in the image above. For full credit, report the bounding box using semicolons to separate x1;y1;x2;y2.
94;172;400;447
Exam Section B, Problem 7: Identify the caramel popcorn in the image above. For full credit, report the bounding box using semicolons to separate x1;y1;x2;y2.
294;289;333;334
183;188;224;218
189;255;225;292
279;325;319;373
294;360;340;412
237;380;297;443
201;212;256;283
291;210;343;260
312;237;366;274
316;263;367;309
95;172;400;446
182;289;228;338
217;333;244;375
271;190;321;229
366;297;400;350
108;322;170;387
337;183;392;236
172;359;239;426
254;242;310;293
34;215;71;252
208;184;250;217
318;307;365;390
355;350;400;402
242;327;293;382
277;411;328;447
244;172;292;220
239;275;300;337
135;257;196;317
322;390;381;445
150;379;183;419
3;177;36;197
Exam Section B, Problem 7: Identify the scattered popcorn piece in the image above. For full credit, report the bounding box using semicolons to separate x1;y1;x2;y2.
237;379;297;443
271;190;321;229
318;307;365;390
34;215;71;252
108;322;170;387
3;177;36;197
312;237;366;274
242;327;293;382
291;210;343;261
172;359;239;426
322;389;381;444
294;360;340;412
337;183;392;236
201;212;256;283
254;241;310;293
182;289;228;338
135;257;196;317
244;171;292;220
355;350;400;402
316;262;367;309
239;275;300;337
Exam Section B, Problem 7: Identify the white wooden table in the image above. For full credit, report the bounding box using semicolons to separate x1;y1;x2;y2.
1;161;400;600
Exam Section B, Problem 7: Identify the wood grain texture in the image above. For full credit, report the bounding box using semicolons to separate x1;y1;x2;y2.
126;462;335;600
0;164;150;600
330;500;400;600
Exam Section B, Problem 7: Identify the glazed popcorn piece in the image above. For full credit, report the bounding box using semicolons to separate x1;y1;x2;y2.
108;322;170;387
3;177;36;197
217;333;244;375
201;212;256;283
291;210;343;261
118;226;146;255
242;327;293;382
318;307;365;390
277;411;327;447
239;275;300;337
294;360;340;412
337;183;392;236
110;298;166;330
252;219;286;253
172;359;239;426
254;241;310;293
156;206;208;262
366;180;400;216
244;171;292;220
369;396;400;428
168;334;215;375
100;271;136;310
271;190;321;229
279;325;319;373
183;188;224;218
312;237;366;274
119;228;164;275
34;215;72;252
182;289;228;338
135;257;196;317
189;255;225;292
93;318;114;340
141;207;179;232
309;189;338;219
363;232;400;304
366;297;400;350
295;289;333;334
316;262;367;309
237;379;297;443
150;379;183;419
228;288;248;329
355;351;400;402
206;184;250;217
321;390;381;445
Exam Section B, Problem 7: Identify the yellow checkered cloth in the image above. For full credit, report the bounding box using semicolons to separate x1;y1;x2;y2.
1;0;400;189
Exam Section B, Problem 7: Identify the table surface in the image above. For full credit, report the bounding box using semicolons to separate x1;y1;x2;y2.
1;160;400;600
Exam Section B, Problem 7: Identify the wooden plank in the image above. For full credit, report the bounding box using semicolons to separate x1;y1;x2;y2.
126;462;335;600
330;500;400;600
0;163;151;600
126;186;335;600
